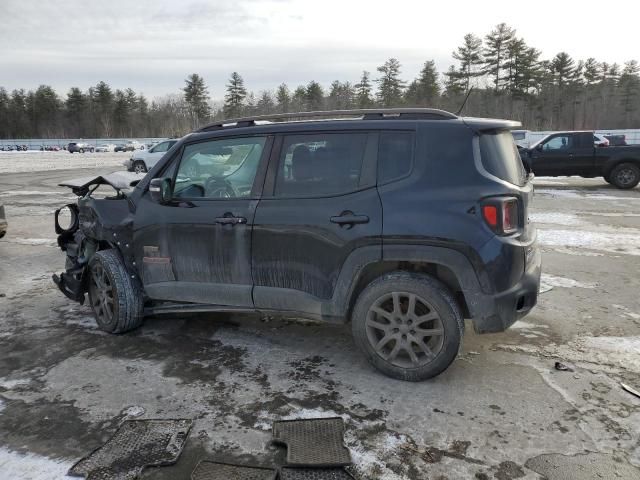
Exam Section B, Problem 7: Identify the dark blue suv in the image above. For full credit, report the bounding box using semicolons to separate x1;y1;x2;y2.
53;108;541;381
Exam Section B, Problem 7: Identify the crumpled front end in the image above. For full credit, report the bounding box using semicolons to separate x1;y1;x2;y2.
52;173;139;304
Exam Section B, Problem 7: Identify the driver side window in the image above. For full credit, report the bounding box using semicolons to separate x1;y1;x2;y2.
543;135;572;151
173;136;266;199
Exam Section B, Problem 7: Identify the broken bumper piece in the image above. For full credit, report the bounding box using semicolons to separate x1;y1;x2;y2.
52;269;86;304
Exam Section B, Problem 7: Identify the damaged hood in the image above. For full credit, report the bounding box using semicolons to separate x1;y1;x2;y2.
59;171;144;195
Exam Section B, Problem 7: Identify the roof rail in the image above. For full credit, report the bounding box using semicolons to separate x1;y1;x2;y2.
197;108;457;132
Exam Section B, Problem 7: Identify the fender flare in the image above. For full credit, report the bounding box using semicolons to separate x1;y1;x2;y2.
328;244;488;320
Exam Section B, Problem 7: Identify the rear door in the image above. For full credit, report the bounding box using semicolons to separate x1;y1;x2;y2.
133;135;272;306
252;131;382;317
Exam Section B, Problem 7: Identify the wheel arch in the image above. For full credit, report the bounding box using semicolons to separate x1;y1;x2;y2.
603;157;640;177
331;244;488;323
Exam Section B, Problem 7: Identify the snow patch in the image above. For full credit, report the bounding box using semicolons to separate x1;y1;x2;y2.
530;212;583;226
0;448;74;480
540;273;597;289
0;191;62;197
5;238;56;246
0;378;31;389
535;188;640;202
538;228;640;256
122;405;146;417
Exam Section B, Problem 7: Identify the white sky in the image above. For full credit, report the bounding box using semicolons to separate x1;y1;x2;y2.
0;0;638;101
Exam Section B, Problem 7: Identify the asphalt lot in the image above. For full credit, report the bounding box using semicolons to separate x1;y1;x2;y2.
0;152;639;479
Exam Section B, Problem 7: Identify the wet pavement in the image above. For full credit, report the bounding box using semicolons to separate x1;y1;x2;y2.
0;159;639;479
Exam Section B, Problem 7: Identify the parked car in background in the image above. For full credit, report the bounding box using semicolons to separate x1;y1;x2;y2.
521;131;640;188
95;144;115;152
68;142;95;153
605;134;628;146
124;139;178;173
0;202;6;239
52;108;540;381
114;144;127;152
593;133;610;147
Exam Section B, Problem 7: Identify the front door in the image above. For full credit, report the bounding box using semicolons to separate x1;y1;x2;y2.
133;135;272;306
252;131;382;318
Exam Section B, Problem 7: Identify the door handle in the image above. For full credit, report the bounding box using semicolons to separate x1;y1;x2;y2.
330;213;369;225
215;215;247;225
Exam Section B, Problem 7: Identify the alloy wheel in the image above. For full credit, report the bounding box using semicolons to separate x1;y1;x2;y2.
89;262;115;327
365;291;445;368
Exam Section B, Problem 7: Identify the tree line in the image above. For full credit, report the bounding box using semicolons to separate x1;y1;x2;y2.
1;22;639;139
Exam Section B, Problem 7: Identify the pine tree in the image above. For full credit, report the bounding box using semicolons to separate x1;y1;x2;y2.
183;73;211;127
291;86;307;112
223;72;246;118
619;60;640;123
444;66;465;97
452;34;483;91
405;60;440;106
93;81;114;136
327;81;355;110
355;71;373;108
276;83;291;112
256;90;275;115
376;58;405;107
483;23;515;91
305;81;324;110
551;52;576;87
583;58;601;85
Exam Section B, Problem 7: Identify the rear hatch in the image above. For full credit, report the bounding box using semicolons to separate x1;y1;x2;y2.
476;128;535;245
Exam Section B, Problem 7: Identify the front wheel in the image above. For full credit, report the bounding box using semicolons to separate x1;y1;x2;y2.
609;163;640;189
88;250;144;333
133;161;147;174
351;272;463;381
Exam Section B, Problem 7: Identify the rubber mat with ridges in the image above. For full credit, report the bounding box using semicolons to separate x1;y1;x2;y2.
69;419;192;480
190;461;277;480
280;467;355;480
272;417;351;467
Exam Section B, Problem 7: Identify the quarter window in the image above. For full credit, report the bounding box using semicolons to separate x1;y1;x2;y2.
275;133;368;197
377;132;414;184
152;141;170;153
173;136;266;199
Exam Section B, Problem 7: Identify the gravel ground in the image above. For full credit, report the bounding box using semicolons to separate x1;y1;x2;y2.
0;159;639;480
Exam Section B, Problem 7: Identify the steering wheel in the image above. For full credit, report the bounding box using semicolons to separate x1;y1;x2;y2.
204;177;237;198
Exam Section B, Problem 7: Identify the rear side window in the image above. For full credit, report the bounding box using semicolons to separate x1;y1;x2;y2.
377;132;414;184
275;133;368;197
479;131;527;186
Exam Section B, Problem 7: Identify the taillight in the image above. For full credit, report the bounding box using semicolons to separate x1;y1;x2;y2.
481;197;519;235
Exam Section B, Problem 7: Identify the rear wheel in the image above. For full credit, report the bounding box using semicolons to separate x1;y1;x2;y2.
88;250;144;333
351;272;463;381
133;161;147;174
609;163;640;189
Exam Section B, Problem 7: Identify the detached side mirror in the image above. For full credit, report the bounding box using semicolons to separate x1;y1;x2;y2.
149;177;172;204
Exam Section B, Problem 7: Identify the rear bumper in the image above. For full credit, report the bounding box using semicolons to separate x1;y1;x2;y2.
472;243;541;333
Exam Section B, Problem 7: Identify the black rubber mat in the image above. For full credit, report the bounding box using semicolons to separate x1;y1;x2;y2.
69;419;192;480
190;461;277;480
272;417;351;467
280;467;355;480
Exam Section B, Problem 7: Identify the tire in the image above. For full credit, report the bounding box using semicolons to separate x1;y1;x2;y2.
88;249;144;333
604;175;613;185
90;148;94;153
351;271;464;381
133;161;147;174
79;148;85;153
609;163;640;189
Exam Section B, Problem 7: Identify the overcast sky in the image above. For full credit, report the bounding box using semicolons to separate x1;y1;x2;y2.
1;0;638;101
